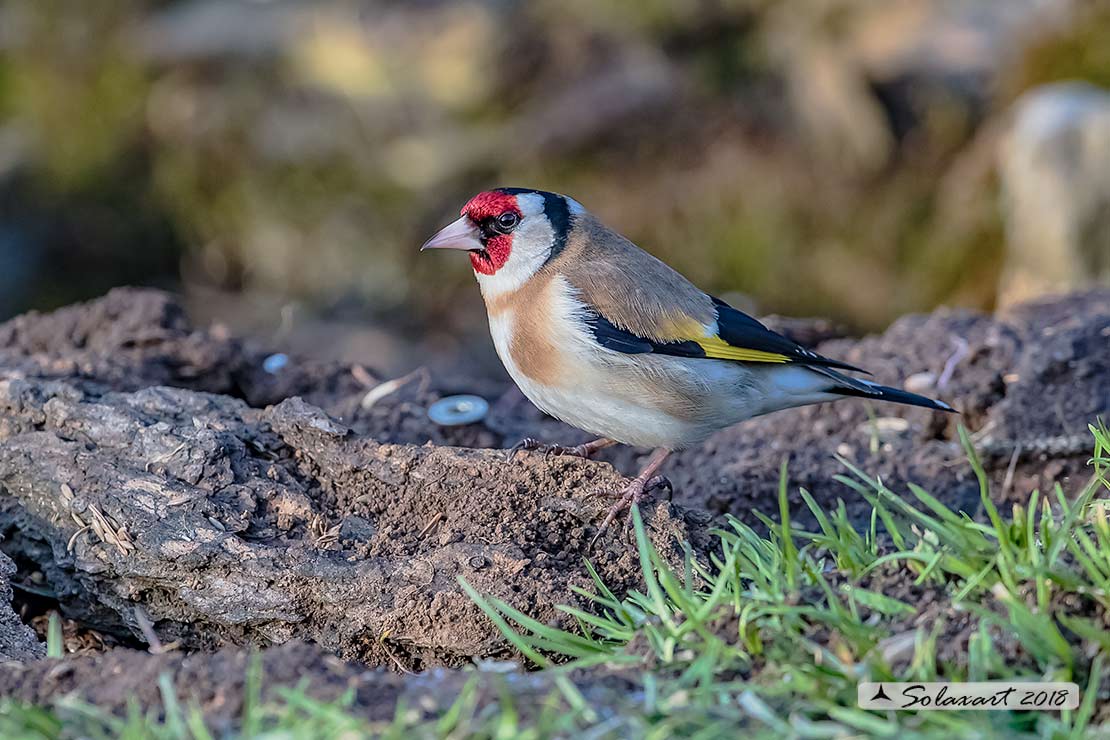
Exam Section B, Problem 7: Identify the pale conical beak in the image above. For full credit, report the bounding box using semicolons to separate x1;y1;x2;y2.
420;216;482;252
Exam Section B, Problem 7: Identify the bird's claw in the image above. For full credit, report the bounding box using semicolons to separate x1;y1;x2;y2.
506;438;589;461
590;474;673;549
505;437;541;460
643;475;673;501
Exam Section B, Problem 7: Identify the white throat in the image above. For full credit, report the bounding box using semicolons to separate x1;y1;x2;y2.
474;192;555;299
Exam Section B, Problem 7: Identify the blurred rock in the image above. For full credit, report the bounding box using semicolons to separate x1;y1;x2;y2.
767;0;1076;174
999;82;1110;305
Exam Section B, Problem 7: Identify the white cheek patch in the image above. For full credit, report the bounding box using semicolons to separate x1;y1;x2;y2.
475;193;555;298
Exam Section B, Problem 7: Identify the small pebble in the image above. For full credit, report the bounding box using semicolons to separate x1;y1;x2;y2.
857;417;910;442
428;395;489;426
262;353;289;374
903;371;936;394
474;659;520;674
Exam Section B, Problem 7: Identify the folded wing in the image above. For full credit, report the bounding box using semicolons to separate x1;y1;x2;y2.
554;213;866;374
584;295;866;373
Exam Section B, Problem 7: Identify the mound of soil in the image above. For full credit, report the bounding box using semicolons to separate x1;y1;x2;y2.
0;287;1105;685
0;378;695;669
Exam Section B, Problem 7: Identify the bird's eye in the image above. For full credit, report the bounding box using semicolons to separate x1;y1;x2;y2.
493;212;519;233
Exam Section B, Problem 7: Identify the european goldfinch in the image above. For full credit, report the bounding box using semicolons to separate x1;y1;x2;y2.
422;188;954;542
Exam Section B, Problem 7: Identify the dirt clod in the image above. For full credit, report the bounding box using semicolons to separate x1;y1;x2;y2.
0;550;44;662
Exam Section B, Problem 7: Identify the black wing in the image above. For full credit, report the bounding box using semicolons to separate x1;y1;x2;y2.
583;295;867;374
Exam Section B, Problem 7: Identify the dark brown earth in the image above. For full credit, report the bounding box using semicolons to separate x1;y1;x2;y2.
0;287;1107;719
0;550;43;661
1;642;405;727
0;636;697;737
0;640;646;733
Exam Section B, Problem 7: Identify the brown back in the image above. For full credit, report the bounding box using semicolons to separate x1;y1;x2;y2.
549;213;715;342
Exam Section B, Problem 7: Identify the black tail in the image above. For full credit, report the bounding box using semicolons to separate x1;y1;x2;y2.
835;381;956;412
811;366;956;413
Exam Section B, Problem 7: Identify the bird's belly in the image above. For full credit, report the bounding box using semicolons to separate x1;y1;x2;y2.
488;311;751;448
513;373;702;448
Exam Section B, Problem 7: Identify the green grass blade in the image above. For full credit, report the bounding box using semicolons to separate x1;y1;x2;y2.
458;576;550;668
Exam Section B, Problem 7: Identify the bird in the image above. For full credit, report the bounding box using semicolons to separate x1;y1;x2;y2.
421;188;954;545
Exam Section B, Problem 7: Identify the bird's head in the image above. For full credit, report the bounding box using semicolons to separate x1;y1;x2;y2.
421;188;577;292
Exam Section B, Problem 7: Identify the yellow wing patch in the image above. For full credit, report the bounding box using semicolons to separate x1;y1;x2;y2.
657;316;710;342
695;335;790;363
656;316;791;363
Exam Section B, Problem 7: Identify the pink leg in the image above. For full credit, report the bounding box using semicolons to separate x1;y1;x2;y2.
507;437;615;461
590;448;672;548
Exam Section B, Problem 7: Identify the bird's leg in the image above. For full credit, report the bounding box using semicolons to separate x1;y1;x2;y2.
590;448;672;548
507;437;615;461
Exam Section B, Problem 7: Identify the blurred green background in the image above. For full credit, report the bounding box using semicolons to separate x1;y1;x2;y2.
2;0;1109;376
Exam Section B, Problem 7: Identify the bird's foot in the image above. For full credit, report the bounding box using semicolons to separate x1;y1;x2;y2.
644;475;673;502
506;437;608;461
589;474;672;549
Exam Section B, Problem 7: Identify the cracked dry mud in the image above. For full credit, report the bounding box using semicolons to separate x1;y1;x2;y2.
0;287;1106;715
